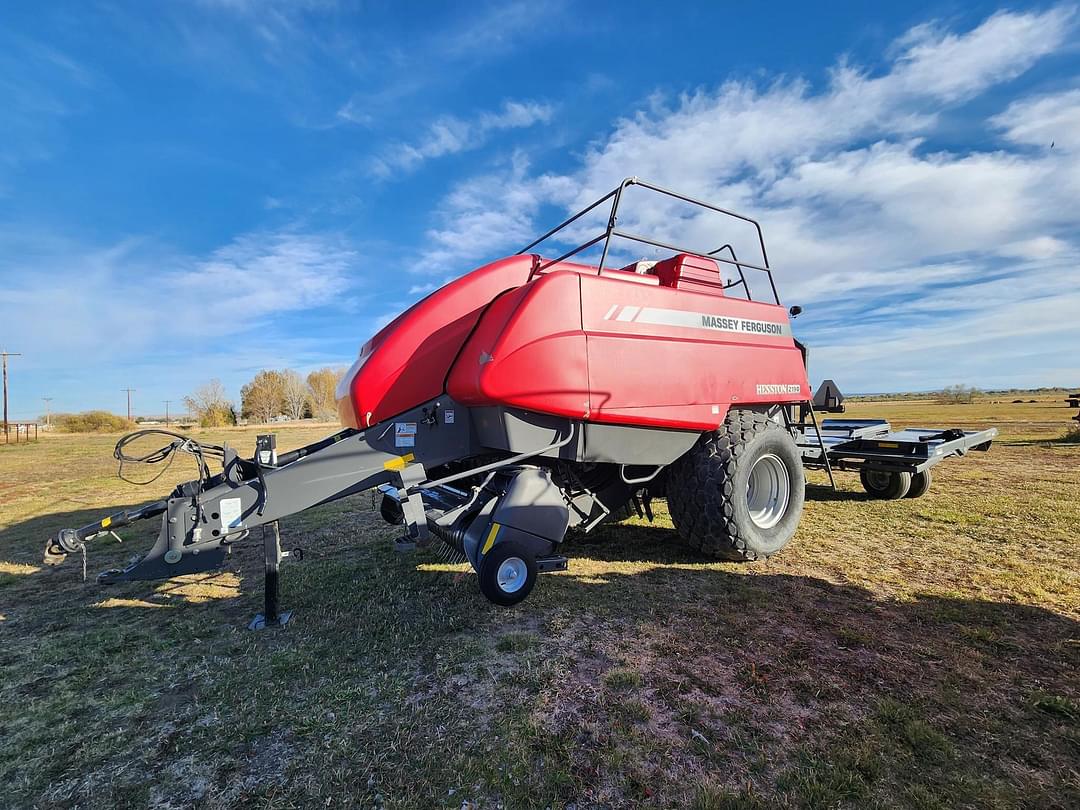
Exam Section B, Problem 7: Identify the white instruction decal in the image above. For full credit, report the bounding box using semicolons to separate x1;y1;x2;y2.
444;410;455;424
219;497;243;530
395;422;417;447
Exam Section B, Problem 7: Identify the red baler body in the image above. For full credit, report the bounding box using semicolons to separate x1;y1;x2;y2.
339;253;809;432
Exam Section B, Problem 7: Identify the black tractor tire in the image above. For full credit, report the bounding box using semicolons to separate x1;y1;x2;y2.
859;469;912;500
478;541;537;607
667;409;805;561
905;469;932;498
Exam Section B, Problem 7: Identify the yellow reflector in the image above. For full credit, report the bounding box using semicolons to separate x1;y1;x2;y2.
382;453;415;471
481;522;501;555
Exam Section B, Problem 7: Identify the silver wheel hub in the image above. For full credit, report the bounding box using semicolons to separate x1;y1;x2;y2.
746;453;791;530
496;557;528;593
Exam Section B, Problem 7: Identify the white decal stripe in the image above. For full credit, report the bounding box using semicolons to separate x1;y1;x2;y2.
616;305;640;322
602;304;619;320
632;306;791;337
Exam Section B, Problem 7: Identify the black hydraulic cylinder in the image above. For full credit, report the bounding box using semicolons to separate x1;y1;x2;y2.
76;501;167;541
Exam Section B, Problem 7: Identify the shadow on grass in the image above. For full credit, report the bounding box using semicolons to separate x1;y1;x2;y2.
1;503;1078;808
804;483;872;502
0;500;288;619
1002;434;1080;447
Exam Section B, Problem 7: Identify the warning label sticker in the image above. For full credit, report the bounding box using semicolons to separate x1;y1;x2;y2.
395;422;417;447
219;497;243;530
444;410;455;424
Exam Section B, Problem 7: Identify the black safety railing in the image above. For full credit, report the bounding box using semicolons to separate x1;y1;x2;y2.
516;177;780;304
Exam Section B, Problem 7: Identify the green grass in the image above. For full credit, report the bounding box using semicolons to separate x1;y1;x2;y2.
0;401;1078;808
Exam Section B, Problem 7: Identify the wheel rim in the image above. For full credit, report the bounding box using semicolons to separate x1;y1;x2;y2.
496;557;528;593
746;453;791;530
865;470;892;491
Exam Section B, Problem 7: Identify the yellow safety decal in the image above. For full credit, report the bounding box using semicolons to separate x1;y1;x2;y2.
877;442;899;449
382;453;415;471
100;516;112;528
481;522;501;555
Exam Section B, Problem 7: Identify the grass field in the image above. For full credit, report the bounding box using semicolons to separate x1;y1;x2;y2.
1;398;1077;809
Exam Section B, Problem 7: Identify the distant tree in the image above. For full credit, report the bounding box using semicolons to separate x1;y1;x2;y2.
281;369;311;421
241;370;286;423
183;379;236;427
938;384;980;404
307;367;345;421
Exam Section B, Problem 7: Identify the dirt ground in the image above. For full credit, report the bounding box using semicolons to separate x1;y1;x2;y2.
1;398;1077;808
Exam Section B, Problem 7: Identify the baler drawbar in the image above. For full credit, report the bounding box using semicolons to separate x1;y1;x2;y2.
45;177;996;617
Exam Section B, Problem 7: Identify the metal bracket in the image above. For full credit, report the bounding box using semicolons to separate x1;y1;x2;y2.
536;555;568;573
396;463;430;548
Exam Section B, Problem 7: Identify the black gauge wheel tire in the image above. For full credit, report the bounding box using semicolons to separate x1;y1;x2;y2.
478;541;538;606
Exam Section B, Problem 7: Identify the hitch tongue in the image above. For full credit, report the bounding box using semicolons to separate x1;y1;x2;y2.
43;528;84;567
42;501;168;575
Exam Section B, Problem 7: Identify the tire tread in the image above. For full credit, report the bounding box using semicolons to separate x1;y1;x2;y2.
667;409;785;561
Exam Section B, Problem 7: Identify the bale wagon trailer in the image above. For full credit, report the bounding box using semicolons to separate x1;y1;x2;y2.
45;178;995;619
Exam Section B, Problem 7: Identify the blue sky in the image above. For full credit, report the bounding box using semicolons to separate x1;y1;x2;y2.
2;1;1078;419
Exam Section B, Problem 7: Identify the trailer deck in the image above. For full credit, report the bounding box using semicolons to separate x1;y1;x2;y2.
800;418;997;473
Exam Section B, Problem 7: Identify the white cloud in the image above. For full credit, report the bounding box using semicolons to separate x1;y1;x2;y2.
565;7;1074;209
335;1;568;129
0;227;372;415
369;100;554;178
414;6;1080;391
886;7;1074;101
992;87;1080;149
2;229;357;360
415;152;542;272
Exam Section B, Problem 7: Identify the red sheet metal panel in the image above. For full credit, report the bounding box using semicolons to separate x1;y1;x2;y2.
340;254;808;433
579;273;808;429
338;255;535;428
446;271;590;419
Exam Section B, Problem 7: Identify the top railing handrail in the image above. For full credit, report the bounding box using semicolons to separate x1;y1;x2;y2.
516;176;779;304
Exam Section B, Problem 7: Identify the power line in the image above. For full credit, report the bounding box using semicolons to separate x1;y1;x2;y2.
42;397;53;428
121;387;136;421
163;399;171;426
1;350;21;442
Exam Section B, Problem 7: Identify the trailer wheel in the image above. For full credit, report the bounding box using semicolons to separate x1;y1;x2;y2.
667;409;805;561
478;541;537;606
859;469;911;500
905;469;932;498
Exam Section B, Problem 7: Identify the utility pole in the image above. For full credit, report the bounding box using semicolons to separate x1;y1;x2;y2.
42;397;53;428
163;399;171;426
1;350;21;443
122;388;136;422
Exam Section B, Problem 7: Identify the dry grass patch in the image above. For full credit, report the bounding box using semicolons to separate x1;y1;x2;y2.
0;401;1077;807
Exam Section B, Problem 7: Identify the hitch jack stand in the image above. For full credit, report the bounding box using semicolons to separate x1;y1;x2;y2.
249;521;293;630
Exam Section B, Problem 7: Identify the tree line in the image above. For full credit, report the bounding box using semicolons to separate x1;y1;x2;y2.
184;368;345;427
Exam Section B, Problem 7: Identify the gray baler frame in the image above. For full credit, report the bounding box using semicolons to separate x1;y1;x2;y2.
48;394;996;622
47;397;700;619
